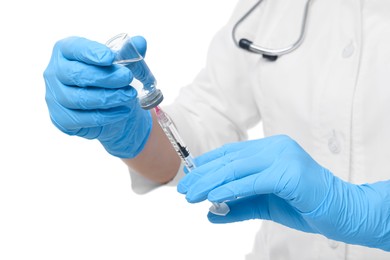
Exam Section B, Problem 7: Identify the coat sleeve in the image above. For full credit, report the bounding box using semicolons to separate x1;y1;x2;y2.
163;17;262;156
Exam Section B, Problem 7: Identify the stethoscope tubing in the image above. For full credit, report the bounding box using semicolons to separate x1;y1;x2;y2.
232;0;315;59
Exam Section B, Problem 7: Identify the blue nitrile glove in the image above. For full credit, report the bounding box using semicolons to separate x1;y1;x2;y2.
43;36;152;158
178;135;390;251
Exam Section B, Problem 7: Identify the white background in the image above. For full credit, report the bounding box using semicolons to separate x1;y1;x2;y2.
0;0;264;259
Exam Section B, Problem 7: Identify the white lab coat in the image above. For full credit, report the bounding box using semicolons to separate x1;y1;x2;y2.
130;0;390;259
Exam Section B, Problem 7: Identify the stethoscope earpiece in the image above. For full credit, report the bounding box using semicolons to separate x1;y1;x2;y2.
238;38;253;50
262;54;278;61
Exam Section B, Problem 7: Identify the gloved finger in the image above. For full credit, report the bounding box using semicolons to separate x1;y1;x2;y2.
179;143;274;203
46;94;132;133
47;80;137;110
207;161;295;203
183;153;273;203
180;135;296;202
131;36;147;58
206;171;274;202
59;36;116;66
177;157;223;194
46;36;132;88
68;126;104;140
194;137;282;167
208;195;271;223
208;195;314;233
193;140;258;167
55;59;132;88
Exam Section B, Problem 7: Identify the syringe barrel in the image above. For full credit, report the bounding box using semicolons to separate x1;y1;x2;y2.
155;106;195;169
106;33;163;110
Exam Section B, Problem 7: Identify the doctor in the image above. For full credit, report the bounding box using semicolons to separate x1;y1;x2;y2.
44;0;390;259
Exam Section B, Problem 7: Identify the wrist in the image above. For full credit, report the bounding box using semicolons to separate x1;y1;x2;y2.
302;178;390;251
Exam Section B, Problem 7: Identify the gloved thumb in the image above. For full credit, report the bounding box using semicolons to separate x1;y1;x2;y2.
130;36;147;58
208;195;271;223
208;195;316;234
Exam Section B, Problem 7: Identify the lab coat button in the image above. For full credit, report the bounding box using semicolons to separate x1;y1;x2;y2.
342;42;355;58
328;137;341;154
328;239;339;249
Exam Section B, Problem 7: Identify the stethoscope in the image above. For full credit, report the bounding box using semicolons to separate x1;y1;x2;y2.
232;0;314;61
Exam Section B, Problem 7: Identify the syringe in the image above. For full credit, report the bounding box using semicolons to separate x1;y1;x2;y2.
154;106;230;216
107;33;229;216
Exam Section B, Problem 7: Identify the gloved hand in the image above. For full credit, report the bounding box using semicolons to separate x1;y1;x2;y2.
43;36;152;158
178;135;390;251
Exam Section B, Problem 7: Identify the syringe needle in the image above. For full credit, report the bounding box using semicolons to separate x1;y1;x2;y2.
154;106;230;216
